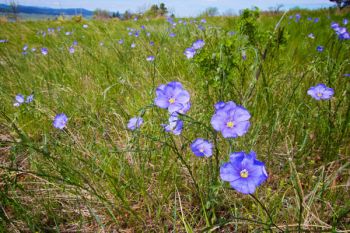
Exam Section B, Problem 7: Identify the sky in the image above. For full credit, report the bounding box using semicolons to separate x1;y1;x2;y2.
0;0;335;17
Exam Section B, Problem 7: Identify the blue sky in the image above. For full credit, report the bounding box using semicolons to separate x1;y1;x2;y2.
0;0;335;17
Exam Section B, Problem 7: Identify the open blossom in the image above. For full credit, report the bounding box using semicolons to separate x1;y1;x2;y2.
154;81;190;114
127;117;143;131
211;101;251;138
220;151;268;194
41;48;48;55
192;40;205;50
162;115;183;135
191;138;213;157
53;113;68;129
316;46;324;52
69;46;75;54
307;84;334;100
184;47;196;59
13;94;25;107
146;56;155;62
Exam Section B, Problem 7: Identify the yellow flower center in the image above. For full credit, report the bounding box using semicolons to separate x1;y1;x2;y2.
227;121;234;128
317;93;322;97
240;169;249;178
169;98;175;104
199;148;204;153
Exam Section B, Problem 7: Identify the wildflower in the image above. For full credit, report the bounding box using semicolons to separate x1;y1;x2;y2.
128;32;133;36
154;82;190;113
127;117;143;131
200;18;207;23
53;113;68;129
307;17;312;21
241;50;247;60
31;48;36;52
23;44;28;51
316;46;324;52
343;18;348;25
307;84;334;100
14;94;25;107
308;33;315;39
131;43;136;48
314;18;319;23
295;13;301;22
149;41;154;46
154;81;190;114
192;40;205;50
0;39;8;43
41;48;48;55
184;47;196;59
228;31;235;36
344;73;350;77
83;24;88;28
146;32;151;37
69;46;75;54
211;101;251;138
73;40;78;46
162;115;183;135
220;151;268;194
26;94;34;103
191;138;213;157
198;25;205;31
65;31;72;36
146;56;155;62
134;31;140;37
169;33;176;37
141;25;145;30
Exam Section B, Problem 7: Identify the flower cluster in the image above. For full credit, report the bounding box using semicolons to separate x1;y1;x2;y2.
184;39;205;59
14;94;34;107
331;22;350;40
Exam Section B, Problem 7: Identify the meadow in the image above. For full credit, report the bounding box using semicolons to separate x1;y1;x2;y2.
0;8;349;232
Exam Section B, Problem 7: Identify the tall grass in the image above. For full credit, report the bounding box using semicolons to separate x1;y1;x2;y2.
0;9;349;232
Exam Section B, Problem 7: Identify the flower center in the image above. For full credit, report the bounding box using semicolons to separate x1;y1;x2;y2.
199;148;204;153
317;93;322;97
227;121;234;128
169;98;175;104
240;169;249;178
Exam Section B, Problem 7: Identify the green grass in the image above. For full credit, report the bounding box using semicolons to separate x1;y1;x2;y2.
0;9;349;232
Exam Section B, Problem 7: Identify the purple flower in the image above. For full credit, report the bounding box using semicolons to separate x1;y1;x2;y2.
73;40;78;46
69;46;75;54
23;44;28;51
146;56;155;62
141;25;145;30
65;31;72;36
228;31;235;36
31;48;36;52
211;101;251;138
191;138;213;157
0;39;9;43
198;25;205;31
316;46;324;52
220;151;268;194
307;84;334;100
128;32;133;36
295;13;301;22
184;47;196;59
26;94;34;103
169;33;176;37
154;81;191;114
14;94;25;107
331;22;339;29
83;24;88;28
192;40;205;50
53;113;68;129
41;48;48;55
307;17;312;21
162;115;183;135
134;31;140;37
343;18;348;25
127;117;143;131
241;50;247;60
308;33;315;39
314;18;319;23
146;32;151;37
118;39;124;44
200;18;207;23
149;41;154;46
131;43;136;48
344;73;350;77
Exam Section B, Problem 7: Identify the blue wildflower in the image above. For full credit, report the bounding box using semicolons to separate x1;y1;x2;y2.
41;48;48;55
118;39;124;44
14;94;25;107
155;81;191;114
211;101;251;138
316;46;324;52
69;46;75;54
307;84;334;100
220;151;268;194
83;24;88;28
192;40;205;50
127;117;143;131
184;47;196;59
53;113;68;129
26;94;34;103
146;56;155;62
162;115;183;135
191;138;213;157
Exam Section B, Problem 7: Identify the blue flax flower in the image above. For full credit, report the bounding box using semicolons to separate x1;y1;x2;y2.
192;40;205;50
154;81;190;114
127;117;143;131
191;138;213;157
146;56;155;62
13;94;25;107
184;47;196;59
220;151;268;194
53;113;68;129
162;115;183;135
41;48;48;55
211;101;251;138
307;84;334;100
316;46;324;52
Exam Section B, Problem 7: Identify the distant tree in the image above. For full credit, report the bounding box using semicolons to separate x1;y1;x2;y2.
93;9;110;19
330;0;350;9
9;0;19;21
159;3;168;16
200;7;219;17
123;10;132;20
